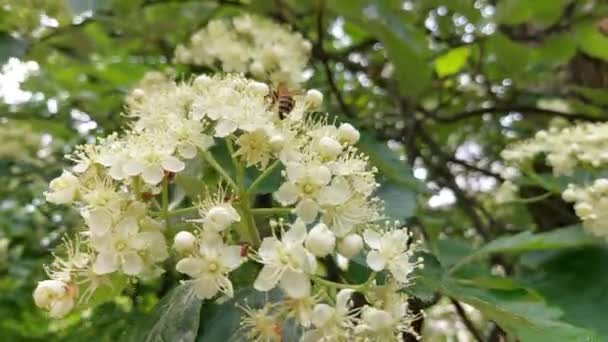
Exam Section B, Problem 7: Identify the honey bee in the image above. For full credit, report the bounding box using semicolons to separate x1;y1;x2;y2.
270;83;297;120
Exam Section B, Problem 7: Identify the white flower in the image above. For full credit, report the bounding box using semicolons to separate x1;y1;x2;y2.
301;289;356;342
253;220;317;298
305;89;323;109
317;136;343;160
90;214;164;276
305;222;336;257
275;162;332;223
363;227;422;284
174;231;197;253
337;233;363;259
45;171;80;204
355;299;419;341
201;204;241;232
176;232;243;299
337;123;360;145
495;180;518;204
33;280;75;318
175;14;311;86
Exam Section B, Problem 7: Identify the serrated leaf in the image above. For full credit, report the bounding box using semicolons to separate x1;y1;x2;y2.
520;247;608;340
451;225;597;272
416;253;601;342
129;283;202;342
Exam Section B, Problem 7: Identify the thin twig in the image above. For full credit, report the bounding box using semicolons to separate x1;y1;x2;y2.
450;298;484;342
433;106;604;123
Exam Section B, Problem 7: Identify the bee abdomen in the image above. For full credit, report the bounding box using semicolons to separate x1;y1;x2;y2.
278;96;295;114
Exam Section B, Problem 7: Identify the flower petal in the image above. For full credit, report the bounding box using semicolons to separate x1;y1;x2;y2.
275;182;299;205
366;250;387;271
279;270;310;299
92;252;118;275
220;245;243;270
123;160;144;176
142;165;164;184
161;156;185;173
296;199;319;223
253;265;283;292
176;257;204;277
122;252;144;275
363;229;382;250
87;209;112;236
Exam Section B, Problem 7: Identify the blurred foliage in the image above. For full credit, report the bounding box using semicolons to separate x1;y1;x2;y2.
1;0;608;341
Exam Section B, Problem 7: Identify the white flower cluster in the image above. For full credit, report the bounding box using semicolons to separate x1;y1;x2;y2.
36;72;422;341
174;14;311;87
563;179;608;239
502;121;608;239
502;122;608;176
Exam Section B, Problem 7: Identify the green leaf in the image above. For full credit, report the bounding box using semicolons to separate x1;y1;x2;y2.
128;283;202;342
473;225;596;255
416;253;601;342
496;0;570;27
575;19;608;61
0;33;27;64
434;46;471;77
520;247;608;340
357;131;425;220
358;131;427;193
376;179;416;220
327;0;431;99
450;225;597;272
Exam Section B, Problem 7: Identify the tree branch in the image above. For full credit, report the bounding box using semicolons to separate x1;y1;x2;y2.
432;106;604;123
451;298;484;342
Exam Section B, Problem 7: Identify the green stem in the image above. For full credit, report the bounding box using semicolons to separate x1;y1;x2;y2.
162;177;169;230
167;206;198;217
247;160;281;195
225;139;261;247
511;192;552;204
523;166;562;194
202;151;238;190
312;272;376;291
250;207;294;216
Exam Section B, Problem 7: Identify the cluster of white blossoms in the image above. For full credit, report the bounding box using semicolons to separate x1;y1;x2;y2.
501;122;608;176
562;179;608;239
501;121;608;239
174;14;311;87
35;72;423;340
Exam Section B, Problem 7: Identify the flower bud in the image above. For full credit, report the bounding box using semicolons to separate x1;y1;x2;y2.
174;231;196;253
574;202;594;219
248;81;269;96
45;171;80;205
595;179;608;193
33;280;75;318
193;74;212;89
338;233;363;258
269;134;286;151
337;123;360;145
131;88;145;100
250;61;265;76
305;89;323;109
318;136;343;159
305;223;336;257
204;205;240;232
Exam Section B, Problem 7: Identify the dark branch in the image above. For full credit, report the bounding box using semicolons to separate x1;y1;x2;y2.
451;298;484;342
432;106;605;123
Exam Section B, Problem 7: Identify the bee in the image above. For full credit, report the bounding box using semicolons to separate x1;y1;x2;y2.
270;83;297;120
